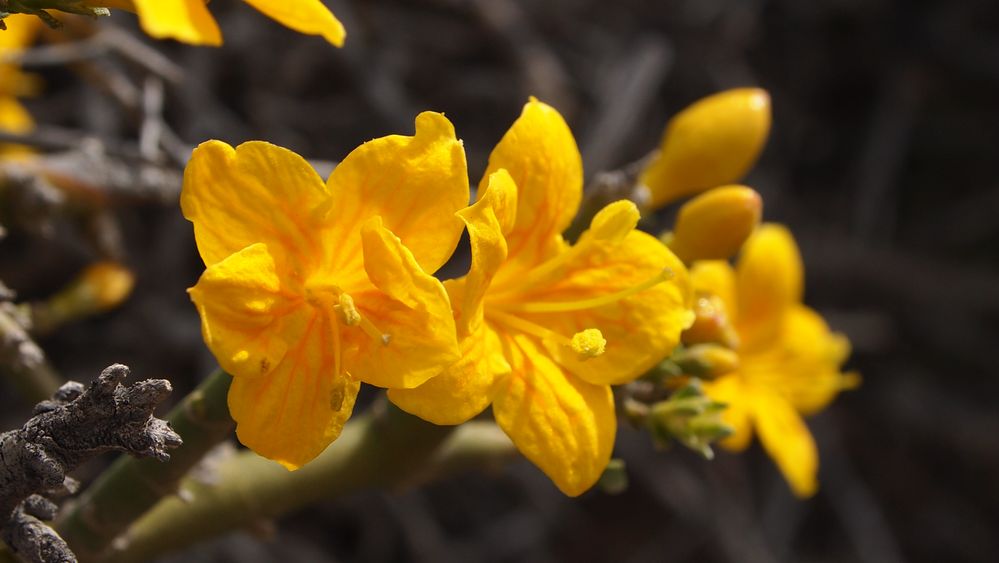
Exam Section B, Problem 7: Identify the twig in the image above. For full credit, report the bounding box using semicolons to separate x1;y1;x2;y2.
0;364;181;563
57;369;234;563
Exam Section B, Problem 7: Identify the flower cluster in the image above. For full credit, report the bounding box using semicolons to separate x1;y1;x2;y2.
183;90;856;497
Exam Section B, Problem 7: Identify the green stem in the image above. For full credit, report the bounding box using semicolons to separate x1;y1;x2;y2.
0;305;62;404
57;368;234;562
105;403;515;563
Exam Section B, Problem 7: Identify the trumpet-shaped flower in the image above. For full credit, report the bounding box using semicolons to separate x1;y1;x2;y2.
694;224;857;497
183;113;468;469
640;88;771;210
87;0;345;47
390;99;693;496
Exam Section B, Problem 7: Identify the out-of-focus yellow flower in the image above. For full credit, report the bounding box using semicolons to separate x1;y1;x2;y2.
183;113;468;469
693;225;857;497
640;88;771;210
390;99;693;496
667;185;762;263
0;14;42;155
88;0;345;47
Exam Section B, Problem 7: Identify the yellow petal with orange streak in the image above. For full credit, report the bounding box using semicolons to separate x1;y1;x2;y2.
325;112;469;276
228;311;360;470
341;217;459;390
389;322;509;425
483;98;582;278
188;243;310;380
181;140;331;275
492;334;615;497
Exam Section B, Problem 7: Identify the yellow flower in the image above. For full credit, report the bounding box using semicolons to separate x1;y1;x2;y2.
640;88;771;210
183;112;468;469
693;224;857;497
91;0;345;47
390;99;693;496
0;14;42;156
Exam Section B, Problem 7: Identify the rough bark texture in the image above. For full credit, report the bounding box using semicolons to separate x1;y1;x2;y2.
0;364;181;563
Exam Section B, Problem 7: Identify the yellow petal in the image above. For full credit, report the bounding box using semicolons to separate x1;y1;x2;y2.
736;223;803;349
0;96;35;156
752;392;819;498
669;185;762;262
452;169;517;335
703;375;754;451
497;204;692;386
341;217;459;389
483;98;582;275
389;323;509;425
131;0;222;46
690;261;738;319
640;88;771;209
181;140;330;273
492;334;615;497
0;14;41;49
326;112;469;275
228;312;361;469
776;305;855;415
188;243;309;380
241;0;346;47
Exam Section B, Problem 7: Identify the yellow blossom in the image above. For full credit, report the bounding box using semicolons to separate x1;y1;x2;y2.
693;224;857;497
88;0;345;47
640;88;771;209
0;14;42;156
390;99;693;496
183;112;468;469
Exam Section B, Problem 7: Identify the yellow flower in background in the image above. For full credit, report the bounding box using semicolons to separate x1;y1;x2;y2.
640;88;771;210
390;99;693;496
693;224;857;497
183;112;468;469
91;0;345;47
0;14;42;156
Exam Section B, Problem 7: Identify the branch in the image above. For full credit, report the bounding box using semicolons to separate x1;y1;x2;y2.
104;403;516;563
0;300;63;404
0;364;181;563
57;369;234;562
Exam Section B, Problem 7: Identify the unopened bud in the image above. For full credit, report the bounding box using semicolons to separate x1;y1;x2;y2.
639;88;771;209
672;344;740;379
31;261;134;334
667;185;762;262
682;293;740;349
647;380;733;459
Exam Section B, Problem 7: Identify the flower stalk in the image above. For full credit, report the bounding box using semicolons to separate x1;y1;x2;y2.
102;402;515;563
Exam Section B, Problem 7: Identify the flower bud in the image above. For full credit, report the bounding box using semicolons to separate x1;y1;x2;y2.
640;88;771;209
672;343;740;379
32;261;134;334
682;293;740;349
668;185;762;262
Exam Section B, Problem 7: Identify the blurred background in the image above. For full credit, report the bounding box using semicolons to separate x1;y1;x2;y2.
2;0;998;561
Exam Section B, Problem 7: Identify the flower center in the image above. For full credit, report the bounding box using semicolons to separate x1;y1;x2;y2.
305;281;391;346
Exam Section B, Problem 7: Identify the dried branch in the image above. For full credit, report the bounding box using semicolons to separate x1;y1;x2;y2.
0;364;181;563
